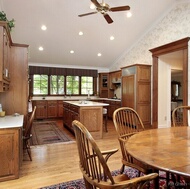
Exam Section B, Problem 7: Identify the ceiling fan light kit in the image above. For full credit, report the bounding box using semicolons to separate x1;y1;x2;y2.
78;0;130;24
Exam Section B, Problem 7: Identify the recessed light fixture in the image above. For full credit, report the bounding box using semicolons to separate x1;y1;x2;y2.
126;11;132;18
79;31;83;36
41;25;47;30
70;50;74;54
110;36;114;40
90;2;96;9
39;46;44;51
97;53;102;57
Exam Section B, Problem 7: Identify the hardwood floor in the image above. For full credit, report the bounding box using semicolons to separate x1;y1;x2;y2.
0;119;122;189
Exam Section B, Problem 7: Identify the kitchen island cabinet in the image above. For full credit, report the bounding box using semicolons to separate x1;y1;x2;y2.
63;101;109;139
0;115;24;182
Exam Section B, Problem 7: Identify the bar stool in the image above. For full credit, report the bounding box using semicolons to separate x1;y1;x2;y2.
103;108;108;132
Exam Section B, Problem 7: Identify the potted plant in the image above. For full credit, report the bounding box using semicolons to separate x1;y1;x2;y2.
0;11;15;31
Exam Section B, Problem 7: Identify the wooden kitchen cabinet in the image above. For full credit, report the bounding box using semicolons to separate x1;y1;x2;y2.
0;22;11;92
57;100;63;117
99;73;109;98
121;64;151;128
0;128;21;182
63;102;79;131
47;100;57;118
33;100;47;119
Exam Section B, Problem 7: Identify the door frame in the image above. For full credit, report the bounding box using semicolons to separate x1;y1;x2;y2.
149;37;190;128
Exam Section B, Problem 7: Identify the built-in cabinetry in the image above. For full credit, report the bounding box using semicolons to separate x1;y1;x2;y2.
0;21;28;118
121;64;151;128
99;73;109;98
0;22;11;91
33;100;63;119
0;115;24;182
99;70;121;98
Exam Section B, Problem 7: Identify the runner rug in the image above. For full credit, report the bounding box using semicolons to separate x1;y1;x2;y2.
39;168;172;189
31;121;74;145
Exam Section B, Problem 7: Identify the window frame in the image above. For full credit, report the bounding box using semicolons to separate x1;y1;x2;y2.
30;74;97;97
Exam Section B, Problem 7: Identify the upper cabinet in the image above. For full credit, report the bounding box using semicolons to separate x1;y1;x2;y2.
99;73;109;98
109;70;121;90
0;22;11;91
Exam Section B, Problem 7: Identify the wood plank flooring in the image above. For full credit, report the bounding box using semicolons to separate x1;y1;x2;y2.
0;120;122;189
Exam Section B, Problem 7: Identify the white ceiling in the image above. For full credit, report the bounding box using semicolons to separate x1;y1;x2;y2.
0;0;176;69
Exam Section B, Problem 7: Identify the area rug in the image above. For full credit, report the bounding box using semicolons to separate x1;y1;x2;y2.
40;168;171;189
31;121;74;145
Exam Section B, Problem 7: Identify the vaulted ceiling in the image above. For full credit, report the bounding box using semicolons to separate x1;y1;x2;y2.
0;0;176;69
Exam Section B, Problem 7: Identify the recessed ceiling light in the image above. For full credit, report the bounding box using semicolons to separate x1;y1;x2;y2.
126;11;132;18
90;3;96;9
70;50;74;54
97;53;102;57
39;46;44;51
41;25;47;30
79;31;83;36
110;36;114;40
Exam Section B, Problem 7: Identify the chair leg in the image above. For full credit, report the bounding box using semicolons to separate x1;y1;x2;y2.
120;164;125;174
24;140;32;161
103;114;108;132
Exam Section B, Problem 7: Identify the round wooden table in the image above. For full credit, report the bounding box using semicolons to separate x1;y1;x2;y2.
126;127;190;179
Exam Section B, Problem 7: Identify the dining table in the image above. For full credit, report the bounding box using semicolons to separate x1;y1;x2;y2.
125;127;190;188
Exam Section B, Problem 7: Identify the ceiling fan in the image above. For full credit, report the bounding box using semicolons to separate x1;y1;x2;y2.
78;0;130;24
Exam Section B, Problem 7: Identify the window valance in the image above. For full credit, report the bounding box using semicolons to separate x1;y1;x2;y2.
29;66;97;77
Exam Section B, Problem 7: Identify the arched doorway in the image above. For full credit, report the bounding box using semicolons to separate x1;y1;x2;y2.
149;37;189;128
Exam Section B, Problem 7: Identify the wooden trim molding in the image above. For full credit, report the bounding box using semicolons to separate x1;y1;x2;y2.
149;37;190;128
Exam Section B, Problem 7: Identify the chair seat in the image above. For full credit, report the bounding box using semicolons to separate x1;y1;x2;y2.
113;174;130;182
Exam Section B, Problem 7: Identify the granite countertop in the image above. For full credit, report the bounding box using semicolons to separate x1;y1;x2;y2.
64;100;109;107
0;114;24;128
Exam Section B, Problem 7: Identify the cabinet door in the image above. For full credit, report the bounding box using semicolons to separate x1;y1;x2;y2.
0;128;20;182
58;101;63;117
3;28;10;81
47;101;57;118
122;75;135;108
35;101;47;119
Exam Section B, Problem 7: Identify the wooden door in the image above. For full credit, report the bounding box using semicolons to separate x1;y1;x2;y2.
122;75;135;108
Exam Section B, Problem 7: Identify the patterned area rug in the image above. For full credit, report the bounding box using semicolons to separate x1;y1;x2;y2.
40;168;168;189
31;121;74;145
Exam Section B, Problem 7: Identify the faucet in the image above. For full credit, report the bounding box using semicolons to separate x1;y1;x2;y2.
87;90;90;99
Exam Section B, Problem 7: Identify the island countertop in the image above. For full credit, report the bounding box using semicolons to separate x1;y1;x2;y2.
0;115;24;128
64;100;109;107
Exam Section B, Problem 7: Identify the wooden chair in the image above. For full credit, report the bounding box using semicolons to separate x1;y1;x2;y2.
23;106;36;161
113;107;150;174
172;105;190;127
72;120;158;189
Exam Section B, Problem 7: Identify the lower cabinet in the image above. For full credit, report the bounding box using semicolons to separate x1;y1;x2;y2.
33;100;63;119
47;100;57;118
63;102;79;131
0;128;21;182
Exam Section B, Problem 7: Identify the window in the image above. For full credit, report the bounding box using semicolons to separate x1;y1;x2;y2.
33;75;48;95
66;76;79;95
50;75;64;95
81;76;93;95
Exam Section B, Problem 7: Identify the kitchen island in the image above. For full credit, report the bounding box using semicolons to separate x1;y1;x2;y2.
63;100;109;139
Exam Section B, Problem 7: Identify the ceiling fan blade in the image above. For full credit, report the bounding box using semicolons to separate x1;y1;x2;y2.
91;0;101;8
78;12;97;17
103;14;113;24
110;5;130;12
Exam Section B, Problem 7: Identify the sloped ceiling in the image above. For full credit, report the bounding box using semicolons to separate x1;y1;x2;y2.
0;0;176;69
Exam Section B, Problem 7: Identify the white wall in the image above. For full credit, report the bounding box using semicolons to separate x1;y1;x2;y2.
110;1;190;127
110;1;190;71
158;60;171;128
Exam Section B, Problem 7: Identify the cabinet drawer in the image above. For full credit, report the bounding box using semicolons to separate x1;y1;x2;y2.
70;105;79;113
48;100;57;105
35;100;47;105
